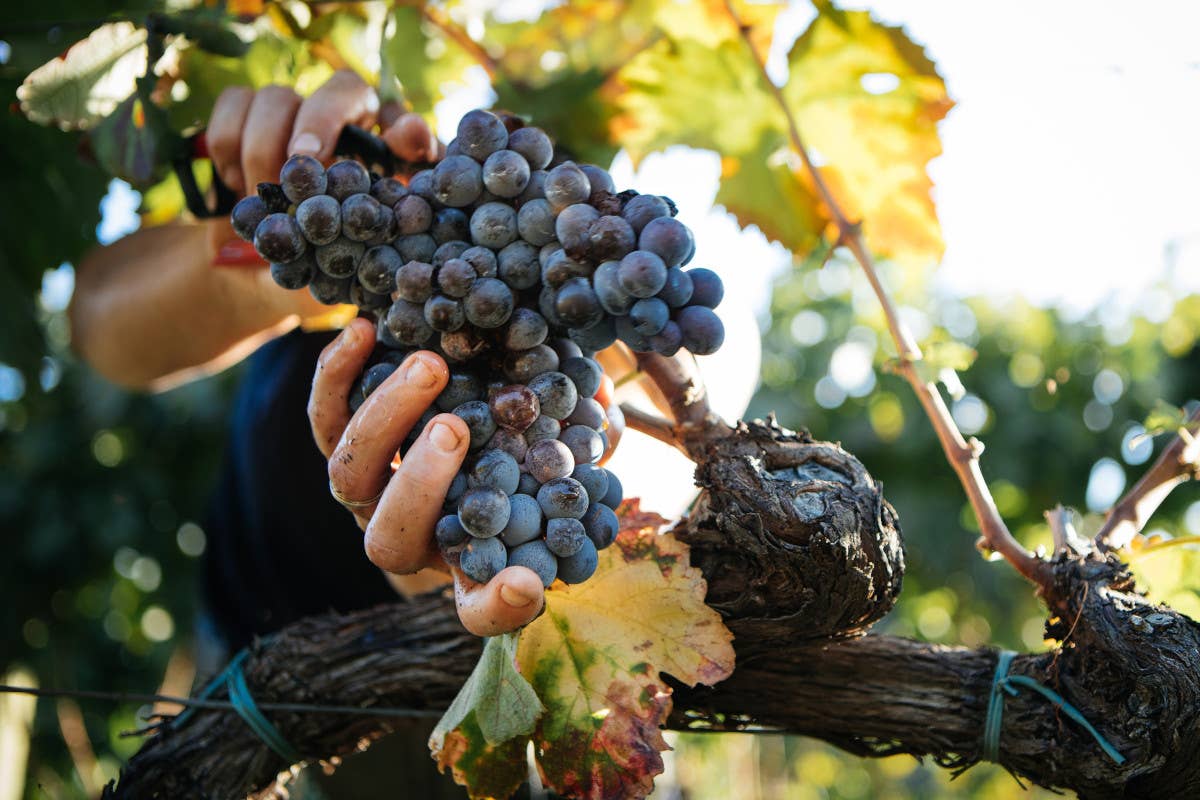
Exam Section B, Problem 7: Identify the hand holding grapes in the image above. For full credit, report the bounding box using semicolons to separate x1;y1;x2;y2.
310;317;549;636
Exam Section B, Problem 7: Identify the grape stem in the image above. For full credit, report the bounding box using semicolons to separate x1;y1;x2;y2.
1094;406;1200;551
619;403;688;454
724;1;1050;587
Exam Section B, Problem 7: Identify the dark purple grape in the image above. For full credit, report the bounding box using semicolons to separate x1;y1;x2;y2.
231;195;268;241
560;424;603;465
431;207;470;243
568;318;617;352
554;277;604;329
561;357;602;398
407;169;435;202
528;371;578;420
556;203;600;257
437;372;483;412
630;297;669;336
550;338;583;362
580;164;615;196
361;362;397;398
615;314;652;352
460;536;507;582
316;237;365;279
501;495;544;548
488;427;529;464
377;312;405;349
395;260;435;302
482;149;531;198
621;193;669;234
470;202;518;249
517;169;548;205
537;476;589;520
687;268;724;308
677;305;725;355
566;397;606;429
341;193;386;242
441;328;488;362
539;285;565;328
504;344;559;383
546;517;586;557
507;540;557;587
270;255;314;290
498;241;542;290
507;127;553;170
526;439;574;483
433;154;483;207
542;248;590;289
557;537;598;584
295;195;341;245
469;448;520;495
505;308;549;351
459;486;511;538
348;376;366;414
461;245;498;277
588;215;636;261
618;250;668;298
490;384;540;432
327;160;372;201
358;245;403;295
599;469;622;509
424;295;465;332
463;277;515;328
438;258;476;298
544;162;591;212
638;216;693;267
456;109;508;161
593;260;634;314
658;268;694;308
524;415;561;446
370;175;408;206
386;299;435;346
453;400;497;451
581;502;619;550
280;154;326;203
351;283;390;311
254;213;306;263
516;198;556;246
436;514;470;549
396;233;437;263
572;463;611;504
433;240;471;269
395;195;433;235
649;320;683;356
444;469;469;509
308;271;353;305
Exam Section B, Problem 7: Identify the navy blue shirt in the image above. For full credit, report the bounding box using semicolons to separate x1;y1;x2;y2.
203;329;395;649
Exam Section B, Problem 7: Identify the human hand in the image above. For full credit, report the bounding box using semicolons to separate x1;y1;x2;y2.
308;318;548;636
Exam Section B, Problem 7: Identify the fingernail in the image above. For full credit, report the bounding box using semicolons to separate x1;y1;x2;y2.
500;584;535;608
291;131;321;155
341;324;359;348
405;355;437;388
429;421;461;453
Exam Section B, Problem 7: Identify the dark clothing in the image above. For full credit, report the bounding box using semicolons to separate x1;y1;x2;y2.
202;328;395;651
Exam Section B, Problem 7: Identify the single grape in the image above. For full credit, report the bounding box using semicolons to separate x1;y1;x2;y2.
686;268;724;308
516;198;556;246
432;155;483;208
341;193;386;242
315;237;365;279
516;471;542;497
395;195;433;235
433;240;471;269
396;233;437;263
630;297;669;336
677;305;725;355
546;517;587;558
528;371;579;420
560;357;602;398
568;319;618;352
649;320;683;356
588;215;636;261
550;338;583;362
370;175;408;207
431;208;469;244
407;169;435;203
537;476;589;519
541;248;591;288
295;195;342;246
571;463;611;505
395;260;435;303
596;469;622;509
556;536;598;584
438;258;476;298
280;154;326;203
254;213;306;263
482;149;531;198
424;295;465;332
469;449;521;495
581;502;619;550
470;202;518;249
593;260;634;315
566;397;606;430
525;439;575;483
376;311;405;350
437;372;483;412
506;540;557;587
436;514;470;550
452;400;497;450
308;271;353;305
639;216;693;267
444;470;469;508
270;255;314;290
615;314;652;352
460;535;508;583
554;277;604;329
539;285;565;329
497;241;541;290
579;164;615;197
517;169;548;205
489;384;540;432
507;126;553;170
556;203;601;257
360;362;397;399
441;329;488;362
231;195;268;241
358;245;403;295
504;308;549;351
618;250;668;298
327;160;372;201
560;424;603;465
488;427;529;463
524;415;561;447
456;109;508;161
463;277;515;328
620;193;669;234
544;162;591;211
504;345;559;383
458;486;511;538
385;299;435;345
501;495;545;549
461;245;498;278
657;268;694;308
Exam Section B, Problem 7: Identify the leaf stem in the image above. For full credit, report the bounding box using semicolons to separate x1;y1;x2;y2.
724;1;1048;586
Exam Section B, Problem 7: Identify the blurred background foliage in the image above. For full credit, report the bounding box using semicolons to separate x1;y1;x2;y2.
2;1;1198;798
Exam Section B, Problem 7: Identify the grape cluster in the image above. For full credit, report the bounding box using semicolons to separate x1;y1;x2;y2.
230;108;725;588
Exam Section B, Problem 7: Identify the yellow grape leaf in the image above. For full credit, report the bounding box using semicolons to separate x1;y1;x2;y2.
652;0;783;58
784;0;953;266
431;501;735;800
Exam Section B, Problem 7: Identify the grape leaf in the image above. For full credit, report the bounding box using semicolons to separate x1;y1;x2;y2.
431;501;735;800
90;95;184;189
381;4;475;115
17;22;148;130
1144;400;1187;436
784;0;952;265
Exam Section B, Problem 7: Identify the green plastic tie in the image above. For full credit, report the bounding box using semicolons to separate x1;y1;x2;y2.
982;649;1125;766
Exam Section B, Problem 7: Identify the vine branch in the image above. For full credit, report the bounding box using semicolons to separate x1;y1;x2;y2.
724;0;1049;587
1095;406;1200;550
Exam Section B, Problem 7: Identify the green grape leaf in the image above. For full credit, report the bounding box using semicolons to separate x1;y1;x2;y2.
89;95;185;189
432;502;735;800
151;10;249;58
17;22;148;130
381;5;475;116
431;631;545;749
1144;400;1188;436
784;0;953;266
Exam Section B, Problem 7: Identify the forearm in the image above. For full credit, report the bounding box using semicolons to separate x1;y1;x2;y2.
70;222;308;391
